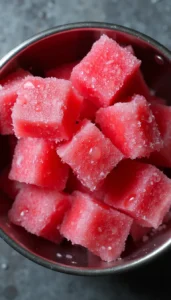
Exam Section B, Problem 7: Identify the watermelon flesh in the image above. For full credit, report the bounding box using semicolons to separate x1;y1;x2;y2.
96;95;162;159
9;138;69;190
60;191;132;262
9;185;71;243
71;34;141;108
45;61;98;121
148;104;171;167
0;69;30;135
57;120;124;191
12;77;83;141
126;71;151;100
105;160;171;228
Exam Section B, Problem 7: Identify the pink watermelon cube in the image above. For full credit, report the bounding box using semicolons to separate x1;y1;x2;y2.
126;71;151;100
130;222;151;242
9;138;69;190
148;104;171;167
60;191;132;262
0;69;30;135
45;62;98;121
57;120;123;191
45;61;78;80
105;160;171;228
9;185;71;243
71;34;141;108
96;95;162;159
12;77;83;141
0;167;25;200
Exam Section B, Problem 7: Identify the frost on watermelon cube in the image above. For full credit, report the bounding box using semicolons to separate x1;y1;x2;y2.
0;69;30;135
96;95;162;159
57;120;123;191
9;138;69;190
130;222;151;242
71;34;141;108
148;104;171;167
105;160;171;228
9;185;72;243
60;191;132;262
0;167;25;200
45;61;78;80
12;77;83;141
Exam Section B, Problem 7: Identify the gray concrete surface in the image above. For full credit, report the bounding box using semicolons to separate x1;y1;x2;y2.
0;0;171;299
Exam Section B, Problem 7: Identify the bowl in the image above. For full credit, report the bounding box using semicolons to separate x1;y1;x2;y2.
0;22;171;276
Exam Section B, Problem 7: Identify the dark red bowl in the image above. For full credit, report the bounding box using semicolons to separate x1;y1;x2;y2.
0;22;171;275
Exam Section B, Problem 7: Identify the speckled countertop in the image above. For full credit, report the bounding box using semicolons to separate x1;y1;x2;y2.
0;0;171;299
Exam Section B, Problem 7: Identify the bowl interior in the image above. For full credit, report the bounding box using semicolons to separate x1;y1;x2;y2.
0;24;171;274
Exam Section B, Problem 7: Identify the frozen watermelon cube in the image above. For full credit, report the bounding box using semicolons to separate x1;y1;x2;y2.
71;34;141;108
12;77;83;141
0;167;25;200
0;69;30;135
45;61;78;80
61;191;132;262
57;120;123;191
9;185;71;243
9;138;69;190
96;95;162;159
130;222;151;242
126;71;151;100
148;104;171;167
105;160;171;228
45;62;98;121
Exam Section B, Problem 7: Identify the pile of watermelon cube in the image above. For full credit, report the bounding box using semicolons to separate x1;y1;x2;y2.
1;34;171;262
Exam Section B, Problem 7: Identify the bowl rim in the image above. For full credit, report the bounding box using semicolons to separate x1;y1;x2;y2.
0;22;171;276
